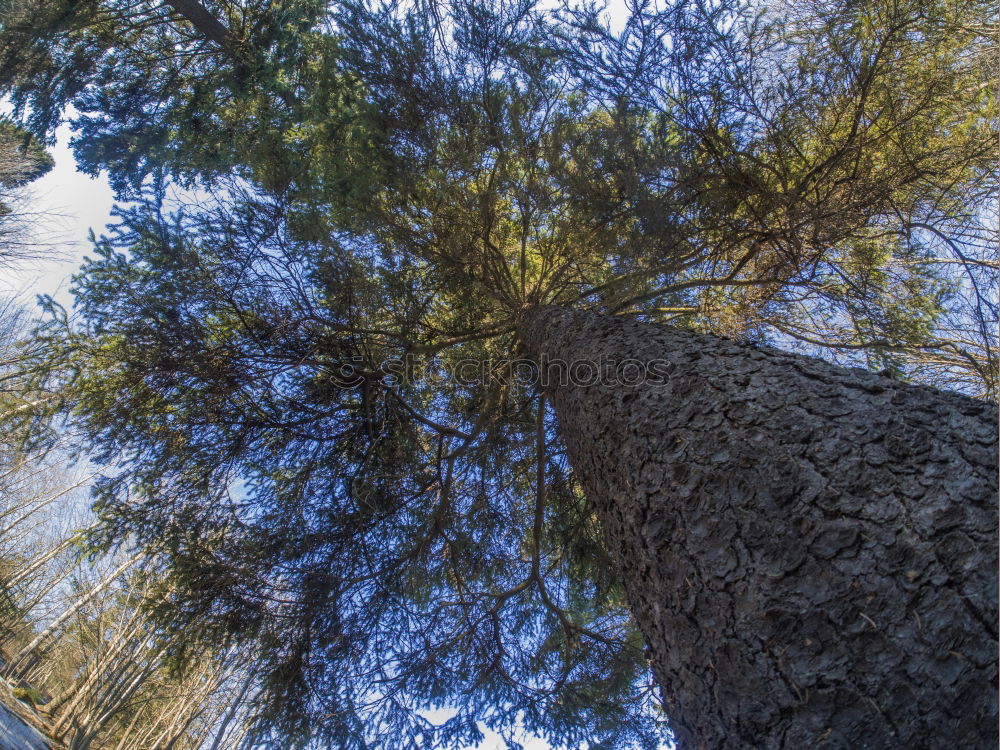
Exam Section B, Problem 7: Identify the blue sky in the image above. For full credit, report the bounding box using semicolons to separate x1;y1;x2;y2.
1;122;114;305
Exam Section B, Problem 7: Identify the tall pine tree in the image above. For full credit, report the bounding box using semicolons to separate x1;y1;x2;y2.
5;0;996;746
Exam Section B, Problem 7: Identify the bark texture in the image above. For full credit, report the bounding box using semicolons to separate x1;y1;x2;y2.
518;305;998;750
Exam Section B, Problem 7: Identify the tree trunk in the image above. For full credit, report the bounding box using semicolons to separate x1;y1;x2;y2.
517;305;998;750
164;0;231;48
6;553;140;679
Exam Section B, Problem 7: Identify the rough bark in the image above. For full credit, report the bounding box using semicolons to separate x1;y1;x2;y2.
518;305;998;750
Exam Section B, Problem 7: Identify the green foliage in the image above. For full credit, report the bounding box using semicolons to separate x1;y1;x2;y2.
0;120;54;268
4;0;995;746
47;186;659;748
12;687;44;705
0;119;52;188
0;0;367;196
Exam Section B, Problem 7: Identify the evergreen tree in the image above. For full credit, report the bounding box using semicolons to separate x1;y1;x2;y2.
4;0;996;746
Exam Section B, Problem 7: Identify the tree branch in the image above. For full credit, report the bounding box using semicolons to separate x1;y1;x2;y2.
163;0;231;49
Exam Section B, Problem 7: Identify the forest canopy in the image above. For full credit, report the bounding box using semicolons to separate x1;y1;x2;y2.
0;0;995;747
